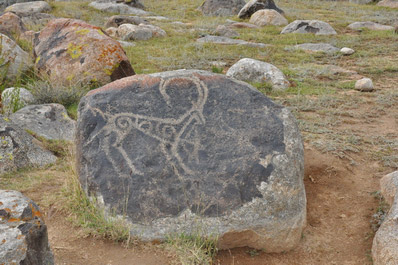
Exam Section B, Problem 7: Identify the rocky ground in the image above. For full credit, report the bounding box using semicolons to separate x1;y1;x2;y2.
1;0;398;264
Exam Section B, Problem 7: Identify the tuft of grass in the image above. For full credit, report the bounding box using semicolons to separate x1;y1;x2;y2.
370;191;390;231
166;232;218;265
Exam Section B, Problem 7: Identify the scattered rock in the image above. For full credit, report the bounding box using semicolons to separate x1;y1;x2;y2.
377;0;398;8
197;35;268;48
0;12;26;38
340;47;355;55
281;20;337;35
1;87;35;115
372;171;398;265
347;21;394;31
34;18;135;86
0;33;33;80
213;25;239;37
0;115;56;173
105;15;148;28
115;0;145;9
10;104;76;141
293;43;339;53
117;23;166;41
238;0;284;19
105;26;118;38
249;9;288;26
144;16;169;21
0;0;42;10
88;1;149;15
226;58;289;90
198;0;246;16
76;69;306;252
5;1;51;16
355;77;374;91
0;190;54;265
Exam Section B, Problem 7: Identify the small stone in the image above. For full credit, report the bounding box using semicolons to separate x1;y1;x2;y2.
348;22;394;31
88;1;149;15
213;25;239;38
355;78;374;91
198;0;246;16
105;15;148;28
294;43;339;53
340;47;355;55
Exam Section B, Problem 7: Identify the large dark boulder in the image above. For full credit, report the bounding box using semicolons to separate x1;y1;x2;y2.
76;70;306;252
238;0;284;19
0;190;54;265
198;0;246;16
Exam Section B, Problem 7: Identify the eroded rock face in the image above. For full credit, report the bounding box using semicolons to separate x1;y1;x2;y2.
0;190;54;265
372;171;398;265
0;0;41;10
88;1;149;15
281;20;337;35
76;69;306;252
0;12;26;38
238;0;284;19
198;0;246;16
10;104;76;141
34;18;135;86
227;58;290;90
1;87;35;115
0;33;33;80
0;115;56;173
105;15;148;28
4;1;51;16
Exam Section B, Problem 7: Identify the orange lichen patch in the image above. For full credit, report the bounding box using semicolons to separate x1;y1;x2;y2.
87;75;160;96
12;203;18;208
16;235;24;240
30;203;42;218
1;239;6;244
0;202;3;206
7;218;20;222
3;208;11;213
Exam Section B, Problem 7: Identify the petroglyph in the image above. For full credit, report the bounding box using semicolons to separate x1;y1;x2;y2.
85;75;208;178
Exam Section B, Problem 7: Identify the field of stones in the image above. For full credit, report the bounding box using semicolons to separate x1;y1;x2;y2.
1;0;398;264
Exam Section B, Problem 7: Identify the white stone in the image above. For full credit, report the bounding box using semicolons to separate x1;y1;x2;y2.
249;9;288;26
355;78;374;91
340;47;355;55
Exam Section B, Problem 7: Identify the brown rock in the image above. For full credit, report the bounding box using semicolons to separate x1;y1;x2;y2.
34;18;135;86
0;12;26;38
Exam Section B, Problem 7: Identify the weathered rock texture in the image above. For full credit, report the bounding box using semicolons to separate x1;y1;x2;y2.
76;69;306;251
88;1;149;15
117;23;166;41
355;77;374;91
249;9;288;26
238;0;284;19
377;0;398;8
294;43;339;53
5;1;51;16
372;171;398;265
10;104;76;141
0;33;32;80
197;35;267;48
0;114;56;173
1;87;35;115
281;20;337;35
347;21;394;31
105;15;148;28
0;190;54;265
0;0;41;10
0;12;26;37
34;18;135;86
227;58;290;90
198;0;246;16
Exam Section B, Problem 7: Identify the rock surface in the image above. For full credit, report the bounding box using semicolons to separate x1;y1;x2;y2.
213;25;239;37
0;190;54;265
34;18;135;86
0;12;26;37
76;69;306;251
347;21;394;31
5;1;51;16
340;47;355;55
1;87;35;115
249;9;288;26
372;171;398;265
88;1;149;15
377;0;398;8
105;15;148;28
355;77;374;91
117;23;166;41
0;33;32;80
10;104;76;141
227;58;290;90
294;43;339;53
197;35;267;48
198;0;246;16
281;20;337;35
0;115;56;173
238;0;284;19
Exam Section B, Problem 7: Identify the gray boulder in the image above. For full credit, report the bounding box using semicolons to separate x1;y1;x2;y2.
4;1;51;16
348;21;394;31
117;23;166;41
281;20;337;35
0;190;54;265
377;0;398;8
105;15;148;28
0;12;26;38
197;35;268;48
0;115;56;173
213;25;239;37
10;104;76;141
1;87;35;115
372;171;398;265
198;0;246;16
88;1;149;15
238;0;284;19
76;69;306;252
0;33;32;80
293;43;340;53
355;77;374;91
227;58;290;90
